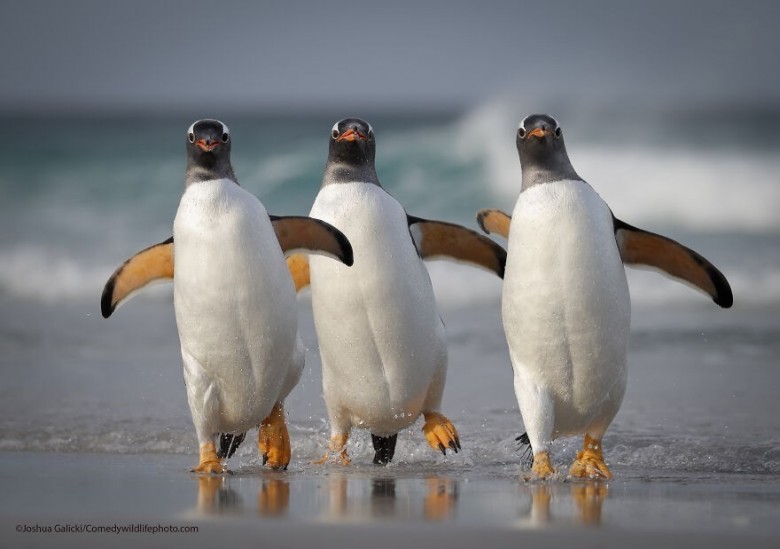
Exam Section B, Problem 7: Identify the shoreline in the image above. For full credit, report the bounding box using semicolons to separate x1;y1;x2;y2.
1;451;778;549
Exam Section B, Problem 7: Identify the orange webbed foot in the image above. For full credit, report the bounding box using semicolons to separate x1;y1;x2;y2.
258;403;291;470
191;442;230;475
422;411;461;456
313;433;351;465
568;435;612;480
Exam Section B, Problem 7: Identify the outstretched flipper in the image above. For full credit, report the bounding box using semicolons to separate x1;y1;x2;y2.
101;215;350;316
613;217;733;308
100;237;174;318
408;215;506;278
476;209;512;239
270;215;353;266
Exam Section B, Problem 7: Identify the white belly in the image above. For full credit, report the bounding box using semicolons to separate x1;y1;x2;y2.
309;183;446;434
173;179;300;433
502;180;631;437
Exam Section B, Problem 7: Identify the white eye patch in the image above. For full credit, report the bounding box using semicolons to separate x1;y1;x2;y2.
519;115;560;132
186;119;230;137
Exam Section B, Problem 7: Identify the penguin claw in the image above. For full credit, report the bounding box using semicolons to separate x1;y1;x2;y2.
262;454;268;466
190;460;230;475
423;412;461;458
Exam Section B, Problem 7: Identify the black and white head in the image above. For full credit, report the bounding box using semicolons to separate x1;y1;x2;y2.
323;118;379;185
516;114;579;189
185;119;236;184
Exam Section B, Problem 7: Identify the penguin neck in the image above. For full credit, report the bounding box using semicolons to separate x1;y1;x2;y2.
520;151;580;191
185;158;238;187
322;160;380;187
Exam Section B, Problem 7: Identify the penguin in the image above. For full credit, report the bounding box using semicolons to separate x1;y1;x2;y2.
307;118;507;465
476;114;732;480
100;119;354;473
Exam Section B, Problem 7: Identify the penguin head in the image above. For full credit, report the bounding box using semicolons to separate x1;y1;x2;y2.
328;118;376;166
516;114;565;161
185;119;236;183
516;114;579;186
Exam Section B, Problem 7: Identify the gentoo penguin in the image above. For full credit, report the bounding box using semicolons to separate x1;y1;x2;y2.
307;118;507;465
476;114;732;480
100;119;353;473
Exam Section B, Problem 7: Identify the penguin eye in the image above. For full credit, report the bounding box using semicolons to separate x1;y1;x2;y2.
188;132;195;144
554;127;562;138
331;128;340;140
518;127;526;138
221;133;229;143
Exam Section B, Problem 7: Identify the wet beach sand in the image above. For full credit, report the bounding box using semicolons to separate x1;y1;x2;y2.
1;452;778;549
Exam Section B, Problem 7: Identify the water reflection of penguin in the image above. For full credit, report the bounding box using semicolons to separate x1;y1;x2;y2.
196;476;242;515
370;478;396;516
258;477;290;517
424;477;459;521
516;482;608;526
323;473;459;521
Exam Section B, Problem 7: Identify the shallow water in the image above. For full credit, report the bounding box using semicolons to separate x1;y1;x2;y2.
1;297;778;480
1;451;778;547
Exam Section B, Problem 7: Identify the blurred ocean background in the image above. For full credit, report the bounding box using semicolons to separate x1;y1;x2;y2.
1;102;778;480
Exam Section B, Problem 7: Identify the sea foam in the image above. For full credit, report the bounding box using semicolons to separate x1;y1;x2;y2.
454;99;780;232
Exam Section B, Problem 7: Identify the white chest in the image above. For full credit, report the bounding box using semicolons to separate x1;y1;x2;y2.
172;179;296;366
502;180;631;407
308;183;432;308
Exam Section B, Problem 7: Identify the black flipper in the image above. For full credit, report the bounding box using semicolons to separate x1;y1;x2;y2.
217;433;246;459
269;215;354;266
407;215;506;278
613;216;733;308
371;434;398;465
515;432;533;467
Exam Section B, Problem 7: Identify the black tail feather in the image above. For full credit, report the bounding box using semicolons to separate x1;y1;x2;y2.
371;434;398;465
217;433;246;459
515;432;533;467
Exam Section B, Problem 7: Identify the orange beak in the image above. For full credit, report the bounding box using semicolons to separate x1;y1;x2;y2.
337;129;368;142
527;127;547;138
196;139;219;152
